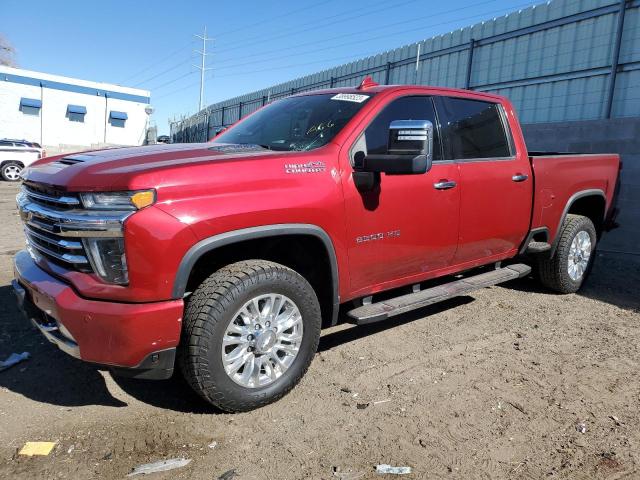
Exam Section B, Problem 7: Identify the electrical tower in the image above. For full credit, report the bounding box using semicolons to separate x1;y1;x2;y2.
194;26;214;112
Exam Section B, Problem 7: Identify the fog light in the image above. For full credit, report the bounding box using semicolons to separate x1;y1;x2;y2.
83;237;128;284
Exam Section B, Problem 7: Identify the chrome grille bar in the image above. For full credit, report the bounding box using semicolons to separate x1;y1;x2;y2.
24;227;83;250
25;236;89;264
23;186;80;207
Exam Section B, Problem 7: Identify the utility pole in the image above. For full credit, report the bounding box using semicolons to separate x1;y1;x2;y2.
194;26;213;112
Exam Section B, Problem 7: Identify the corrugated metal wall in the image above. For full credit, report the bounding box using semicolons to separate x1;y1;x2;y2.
171;0;640;142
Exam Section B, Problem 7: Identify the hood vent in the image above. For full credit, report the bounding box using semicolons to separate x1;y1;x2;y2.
55;154;95;166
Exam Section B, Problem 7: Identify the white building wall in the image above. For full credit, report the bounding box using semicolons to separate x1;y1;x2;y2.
0;81;42;143
0;66;150;154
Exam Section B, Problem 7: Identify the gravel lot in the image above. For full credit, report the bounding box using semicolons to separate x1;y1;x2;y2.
0;180;638;479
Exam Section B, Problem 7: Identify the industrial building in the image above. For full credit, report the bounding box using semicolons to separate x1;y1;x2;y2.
0;66;151;155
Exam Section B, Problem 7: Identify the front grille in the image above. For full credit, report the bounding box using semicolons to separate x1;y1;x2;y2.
24;225;91;272
23;183;80;210
18;183;129;275
18;184;90;271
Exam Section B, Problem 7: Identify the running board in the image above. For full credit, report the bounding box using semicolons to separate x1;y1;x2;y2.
347;264;531;325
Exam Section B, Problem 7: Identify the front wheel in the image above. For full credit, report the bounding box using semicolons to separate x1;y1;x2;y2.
538;214;597;293
179;260;321;412
1;162;23;182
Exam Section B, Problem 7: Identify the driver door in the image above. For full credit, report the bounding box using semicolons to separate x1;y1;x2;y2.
341;95;460;295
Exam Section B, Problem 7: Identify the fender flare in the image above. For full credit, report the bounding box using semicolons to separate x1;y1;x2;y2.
172;223;340;325
550;189;606;256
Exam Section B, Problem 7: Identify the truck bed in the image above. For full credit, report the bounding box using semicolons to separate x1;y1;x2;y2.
529;152;620;243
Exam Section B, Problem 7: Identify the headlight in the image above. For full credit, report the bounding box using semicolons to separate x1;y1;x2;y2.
83;237;129;284
80;190;155;210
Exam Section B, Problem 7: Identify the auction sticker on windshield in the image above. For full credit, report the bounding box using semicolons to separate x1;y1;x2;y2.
331;93;370;103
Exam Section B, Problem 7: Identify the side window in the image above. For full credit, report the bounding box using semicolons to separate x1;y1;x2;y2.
362;96;442;160
438;97;511;160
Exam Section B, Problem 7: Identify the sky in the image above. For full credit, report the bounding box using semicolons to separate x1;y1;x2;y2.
2;0;539;135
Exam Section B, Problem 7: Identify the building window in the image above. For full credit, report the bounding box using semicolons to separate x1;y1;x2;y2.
20;97;42;116
67;104;87;123
109;111;128;128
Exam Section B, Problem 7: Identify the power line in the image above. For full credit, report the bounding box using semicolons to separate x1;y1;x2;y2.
120;0;338;87
133;57;193;87
213;0;341;37
120;41;193;84
211;0;502;71
153;0;539;101
209;2;537;78
211;0;425;55
151;71;197;91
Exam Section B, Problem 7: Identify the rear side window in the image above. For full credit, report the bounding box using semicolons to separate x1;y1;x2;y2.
438;97;511;160
363;96;442;160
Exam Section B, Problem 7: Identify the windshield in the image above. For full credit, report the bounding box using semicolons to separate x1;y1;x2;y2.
212;93;373;151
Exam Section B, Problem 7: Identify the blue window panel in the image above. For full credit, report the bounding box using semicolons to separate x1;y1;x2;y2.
20;97;42;108
109;111;128;120
20;97;41;116
67;104;87;114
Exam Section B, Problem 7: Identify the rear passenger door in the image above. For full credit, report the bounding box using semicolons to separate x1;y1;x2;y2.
435;96;532;265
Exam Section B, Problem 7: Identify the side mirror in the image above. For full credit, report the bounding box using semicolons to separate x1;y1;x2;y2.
214;127;227;137
354;120;433;176
353;120;433;191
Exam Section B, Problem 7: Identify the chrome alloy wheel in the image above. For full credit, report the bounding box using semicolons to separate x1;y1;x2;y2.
221;293;304;388
3;164;22;181
567;230;592;281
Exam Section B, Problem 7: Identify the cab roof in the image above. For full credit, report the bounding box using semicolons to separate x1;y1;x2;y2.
291;76;506;103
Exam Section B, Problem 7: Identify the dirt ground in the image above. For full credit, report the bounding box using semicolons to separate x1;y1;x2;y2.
0;180;638;480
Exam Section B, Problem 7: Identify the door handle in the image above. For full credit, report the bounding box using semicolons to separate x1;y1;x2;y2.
512;173;529;182
433;180;457;190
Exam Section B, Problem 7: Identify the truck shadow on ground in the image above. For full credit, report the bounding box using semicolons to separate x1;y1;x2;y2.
500;252;640;312
112;296;476;412
0;280;476;413
0;285;127;408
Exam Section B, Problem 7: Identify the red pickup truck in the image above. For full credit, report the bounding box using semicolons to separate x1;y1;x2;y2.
12;80;620;412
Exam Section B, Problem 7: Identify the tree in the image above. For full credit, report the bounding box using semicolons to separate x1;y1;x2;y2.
0;34;16;67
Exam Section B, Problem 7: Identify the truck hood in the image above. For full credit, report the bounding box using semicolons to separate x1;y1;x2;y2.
21;143;285;191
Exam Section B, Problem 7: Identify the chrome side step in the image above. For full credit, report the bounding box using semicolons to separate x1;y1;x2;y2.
525;241;551;254
346;264;531;325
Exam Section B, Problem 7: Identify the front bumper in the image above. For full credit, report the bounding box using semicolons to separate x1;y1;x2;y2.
12;250;184;380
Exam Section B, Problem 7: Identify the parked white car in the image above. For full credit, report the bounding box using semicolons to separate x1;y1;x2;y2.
0;139;46;181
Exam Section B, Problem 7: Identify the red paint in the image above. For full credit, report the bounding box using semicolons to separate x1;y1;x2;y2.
16;85;620;369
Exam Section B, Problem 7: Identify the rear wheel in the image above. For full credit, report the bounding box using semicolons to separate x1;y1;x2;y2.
179;260;321;412
538;214;596;293
1;162;23;181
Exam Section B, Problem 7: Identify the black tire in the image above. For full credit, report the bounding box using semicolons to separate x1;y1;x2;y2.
178;260;321;412
1;162;23;182
538;214;597;294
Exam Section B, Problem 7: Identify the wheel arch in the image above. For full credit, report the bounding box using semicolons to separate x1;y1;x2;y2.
550;189;606;257
173;224;340;327
1;160;25;167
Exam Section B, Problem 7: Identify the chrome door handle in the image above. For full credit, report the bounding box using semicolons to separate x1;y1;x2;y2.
512;174;529;182
433;180;457;190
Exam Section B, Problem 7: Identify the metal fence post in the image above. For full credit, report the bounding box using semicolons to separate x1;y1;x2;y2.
385;62;392;85
262;95;267;106
465;38;475;90
238;102;243;121
604;0;628;119
221;106;225;126
330;76;335;87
